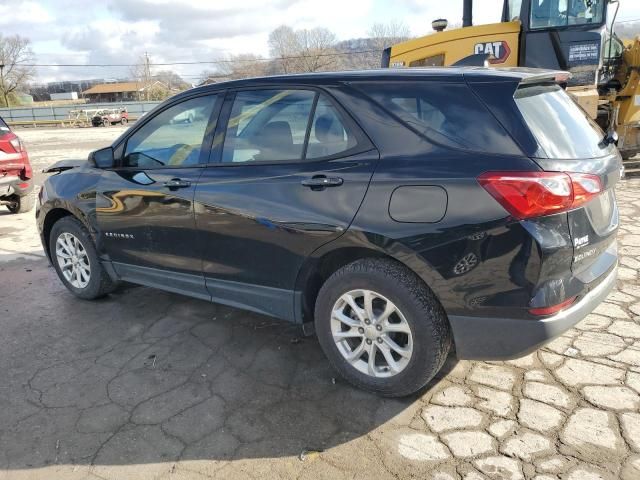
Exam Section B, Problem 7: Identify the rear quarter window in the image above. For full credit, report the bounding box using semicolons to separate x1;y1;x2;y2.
514;84;611;159
354;81;522;156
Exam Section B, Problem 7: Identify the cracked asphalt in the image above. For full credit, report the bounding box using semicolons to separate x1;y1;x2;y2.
0;127;639;479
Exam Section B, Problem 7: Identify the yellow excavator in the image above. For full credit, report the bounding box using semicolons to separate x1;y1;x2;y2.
383;0;640;163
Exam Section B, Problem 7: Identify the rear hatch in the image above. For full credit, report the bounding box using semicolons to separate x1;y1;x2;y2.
513;81;620;278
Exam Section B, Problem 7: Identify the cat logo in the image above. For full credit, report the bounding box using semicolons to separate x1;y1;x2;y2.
474;41;511;64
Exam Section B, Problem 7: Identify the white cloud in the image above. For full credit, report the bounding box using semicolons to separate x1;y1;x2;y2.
0;0;51;26
3;0;640;83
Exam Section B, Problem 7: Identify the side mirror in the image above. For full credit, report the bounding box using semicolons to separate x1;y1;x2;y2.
88;147;115;168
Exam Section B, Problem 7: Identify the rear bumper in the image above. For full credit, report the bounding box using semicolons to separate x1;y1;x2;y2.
0;176;33;198
449;264;618;360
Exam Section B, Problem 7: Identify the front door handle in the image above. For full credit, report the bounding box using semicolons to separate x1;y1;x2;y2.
301;176;343;190
163;178;191;189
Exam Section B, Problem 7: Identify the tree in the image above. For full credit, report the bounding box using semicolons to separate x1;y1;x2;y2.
129;53;153;100
0;35;35;108
361;21;412;69
153;70;190;90
368;20;411;48
217;53;269;80
295;27;338;72
145;83;171;101
268;25;339;74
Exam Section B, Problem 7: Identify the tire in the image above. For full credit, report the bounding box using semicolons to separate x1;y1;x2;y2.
121;117;128;125
6;193;35;214
103;119;110;127
315;258;451;397
49;216;118;300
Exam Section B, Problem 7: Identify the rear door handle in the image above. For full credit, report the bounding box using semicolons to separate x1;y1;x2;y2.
163;178;191;189
301;176;343;189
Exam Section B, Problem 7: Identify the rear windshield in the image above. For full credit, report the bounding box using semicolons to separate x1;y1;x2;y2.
514;84;610;159
355;82;522;156
0;117;9;133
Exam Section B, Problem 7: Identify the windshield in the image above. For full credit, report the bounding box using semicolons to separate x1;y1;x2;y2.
530;0;605;29
515;84;610;159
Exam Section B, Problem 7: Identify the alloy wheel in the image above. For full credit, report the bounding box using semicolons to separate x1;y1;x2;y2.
330;289;413;378
55;232;91;289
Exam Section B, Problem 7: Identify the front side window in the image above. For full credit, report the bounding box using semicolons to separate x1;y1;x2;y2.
356;82;521;156
123;95;218;168
530;0;605;29
221;89;358;163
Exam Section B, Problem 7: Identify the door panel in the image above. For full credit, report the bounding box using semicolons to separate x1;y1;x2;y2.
194;87;378;318
97;168;205;289
194;151;379;314
96;93;221;296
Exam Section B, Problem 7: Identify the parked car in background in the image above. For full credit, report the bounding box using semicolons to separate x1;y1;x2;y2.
0;116;34;213
37;68;620;396
91;108;129;127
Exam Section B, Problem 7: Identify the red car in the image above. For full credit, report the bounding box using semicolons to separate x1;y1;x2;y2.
0;116;34;213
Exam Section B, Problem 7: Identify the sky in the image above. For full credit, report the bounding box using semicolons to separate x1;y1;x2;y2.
1;0;640;84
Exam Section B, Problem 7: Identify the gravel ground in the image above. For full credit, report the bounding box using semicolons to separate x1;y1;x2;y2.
0;127;638;479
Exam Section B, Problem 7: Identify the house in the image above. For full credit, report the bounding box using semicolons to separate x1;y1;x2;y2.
82;81;167;103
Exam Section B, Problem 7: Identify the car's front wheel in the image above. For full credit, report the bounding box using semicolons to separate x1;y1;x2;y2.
315;258;451;397
49;216;118;299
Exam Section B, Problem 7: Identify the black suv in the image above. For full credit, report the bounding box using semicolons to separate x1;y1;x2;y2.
37;68;620;396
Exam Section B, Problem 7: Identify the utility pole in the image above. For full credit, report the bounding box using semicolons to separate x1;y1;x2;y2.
143;52;151;101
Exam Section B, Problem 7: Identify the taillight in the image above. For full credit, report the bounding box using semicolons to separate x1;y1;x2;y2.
9;136;24;152
529;296;576;316
570;173;602;207
478;171;602;220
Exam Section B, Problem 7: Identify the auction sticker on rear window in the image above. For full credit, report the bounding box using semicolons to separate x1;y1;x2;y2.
568;42;600;65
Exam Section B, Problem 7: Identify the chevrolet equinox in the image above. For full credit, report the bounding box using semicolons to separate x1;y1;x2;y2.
37;68;620;396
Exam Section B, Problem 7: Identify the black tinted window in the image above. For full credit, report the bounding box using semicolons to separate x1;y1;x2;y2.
356;82;520;155
307;96;357;159
514;84;610;159
222;90;315;163
124;95;218;168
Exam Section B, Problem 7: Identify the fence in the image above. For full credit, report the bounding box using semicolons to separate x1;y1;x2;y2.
0;100;161;125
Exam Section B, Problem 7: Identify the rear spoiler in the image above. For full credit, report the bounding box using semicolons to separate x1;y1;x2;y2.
43;159;87;174
518;70;572;87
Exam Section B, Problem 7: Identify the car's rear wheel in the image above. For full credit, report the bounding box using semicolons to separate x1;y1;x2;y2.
49;216;118;299
121;117;128;125
6;193;35;214
315;258;451;397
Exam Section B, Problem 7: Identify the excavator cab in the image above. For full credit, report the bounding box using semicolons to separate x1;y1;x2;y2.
506;0;608;86
383;1;610;85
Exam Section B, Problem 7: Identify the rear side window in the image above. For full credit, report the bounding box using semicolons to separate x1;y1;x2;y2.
222;90;315;163
514;84;609;159
307;96;357;159
356;82;521;155
221;89;360;163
